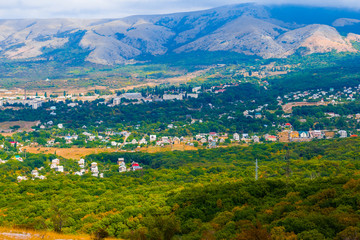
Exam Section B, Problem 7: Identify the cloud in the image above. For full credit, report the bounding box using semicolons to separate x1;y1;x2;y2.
0;0;358;19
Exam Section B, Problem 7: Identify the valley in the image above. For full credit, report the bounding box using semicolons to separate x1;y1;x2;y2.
0;3;359;240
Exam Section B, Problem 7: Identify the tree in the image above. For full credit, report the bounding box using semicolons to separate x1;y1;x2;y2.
236;222;271;240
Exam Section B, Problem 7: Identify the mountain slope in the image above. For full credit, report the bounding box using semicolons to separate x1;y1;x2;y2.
0;4;359;65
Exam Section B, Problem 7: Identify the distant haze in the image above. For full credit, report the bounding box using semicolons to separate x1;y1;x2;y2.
0;0;359;19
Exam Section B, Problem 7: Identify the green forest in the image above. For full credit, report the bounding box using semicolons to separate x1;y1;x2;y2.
0;138;360;239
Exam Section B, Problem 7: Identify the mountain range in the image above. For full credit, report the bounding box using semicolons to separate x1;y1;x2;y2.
0;3;359;65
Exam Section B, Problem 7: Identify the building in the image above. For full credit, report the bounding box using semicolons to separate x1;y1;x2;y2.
255;113;262;119
91;162;99;177
252;135;260;143
310;130;323;139
130;161;143;171
55;166;64;172
50;159;60;169
120;93;143;100
265;134;277;142
150;135;157;142
338;130;348;138
233;133;240;141
30;101;43;109
113;97;121;105
139;138;148;145
163;94;183;101
192;87;201;93
78;159;85;168
118;158;127;173
67;103;78;108
17;176;28;182
31;170;39;178
290;131;300;139
186;93;199;99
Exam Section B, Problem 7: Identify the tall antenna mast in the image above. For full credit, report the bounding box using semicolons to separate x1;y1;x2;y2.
255;159;258;180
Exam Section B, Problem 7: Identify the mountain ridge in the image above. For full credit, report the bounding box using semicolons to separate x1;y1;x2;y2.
0;3;359;65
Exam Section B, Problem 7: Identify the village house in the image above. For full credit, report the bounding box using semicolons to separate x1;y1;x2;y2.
31;170;39;178
233;133;240;141
78;159;85;168
113;97;121;106
338;130;348;138
264;134;277;142
130;161;143;171
252;135;260;143
17;176;28;182
299;131;310;138
310;130;323;139
56;166;64;173
14;155;23;162
50;159;60;169
290;131;300;139
255;113;262;119
118;158;127;173
91;162;99;177
139;138;148;145
150;135;157;142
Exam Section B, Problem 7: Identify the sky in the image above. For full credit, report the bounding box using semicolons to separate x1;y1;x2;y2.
0;0;359;19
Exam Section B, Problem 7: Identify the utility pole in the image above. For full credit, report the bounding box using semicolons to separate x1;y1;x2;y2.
255;159;258;180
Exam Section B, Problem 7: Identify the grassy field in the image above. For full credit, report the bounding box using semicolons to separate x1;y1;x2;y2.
142;144;198;153
23;144;198;159
23;147;117;159
0;121;39;134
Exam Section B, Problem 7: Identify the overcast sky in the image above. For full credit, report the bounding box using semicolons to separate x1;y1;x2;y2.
0;0;359;19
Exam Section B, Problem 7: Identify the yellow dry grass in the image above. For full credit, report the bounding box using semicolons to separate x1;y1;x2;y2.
141;144;198;153
282;101;330;113
23;147;117;160
0;121;39;135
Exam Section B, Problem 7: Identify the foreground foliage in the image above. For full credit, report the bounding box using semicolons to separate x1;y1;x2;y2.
0;138;359;239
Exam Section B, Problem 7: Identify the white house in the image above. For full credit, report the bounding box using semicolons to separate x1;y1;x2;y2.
150;135;157;142
50;159;60;169
56;166;64;172
338;130;348;138
233;133;240;141
91;162;99;177
118;158;127;173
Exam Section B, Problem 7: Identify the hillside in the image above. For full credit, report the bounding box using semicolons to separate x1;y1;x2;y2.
0;4;359;65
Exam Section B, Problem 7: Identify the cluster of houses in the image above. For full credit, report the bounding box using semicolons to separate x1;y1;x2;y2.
279;85;360;104
233;128;350;143
50;158;64;172
118;158;143;172
16;157;144;182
